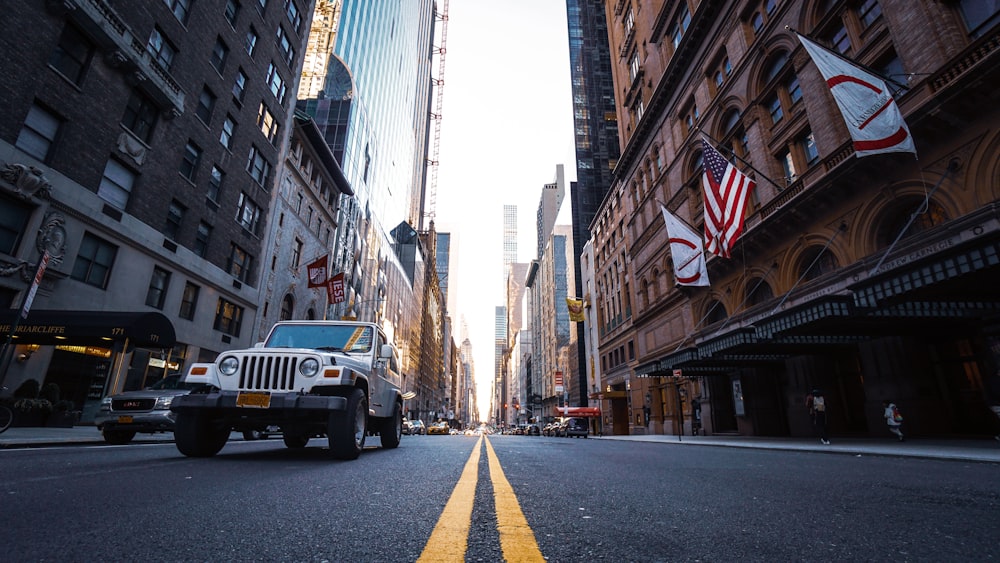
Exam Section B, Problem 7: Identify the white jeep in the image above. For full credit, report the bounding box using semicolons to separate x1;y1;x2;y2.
171;320;404;460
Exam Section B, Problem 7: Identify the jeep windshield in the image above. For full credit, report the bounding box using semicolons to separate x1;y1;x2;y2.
266;324;374;353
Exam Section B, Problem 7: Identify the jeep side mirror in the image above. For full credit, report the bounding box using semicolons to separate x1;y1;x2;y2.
379;344;393;359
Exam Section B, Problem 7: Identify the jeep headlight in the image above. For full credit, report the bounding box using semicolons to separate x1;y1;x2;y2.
155;396;174;409
219;356;239;375
299;358;320;377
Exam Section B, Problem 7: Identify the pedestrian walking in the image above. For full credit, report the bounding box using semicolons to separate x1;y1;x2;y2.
807;388;830;444
883;399;905;441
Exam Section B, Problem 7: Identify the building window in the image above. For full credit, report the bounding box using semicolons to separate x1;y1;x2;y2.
276;26;296;66
761;52;801;128
232;68;248;105
958;0;1000;37
71;232;117;289
280;294;294;321
180;141;202;181
224;0;240;27
16;103;61;162
780;149;797;185
285;0;302;33
122;89;159;143
669;4;691;49
257;103;278;144
196;86;216;124
0;194;31;256
628;52;640;83
859;0;883;29
210;38;229;74
246;145;271;186
164;0;192;25
179;281;200;320
164;199;185;239
745;278;774;307
214;297;244;336
208;166;224;201
266;63;287;103
236;192;261;233
98;158;135;210
246;27;258;57
228;243;253;282
799;246;840;282
145;266;171;309
147;27;177;70
801;131;819;165
194;221;212;257
220;115;236;149
291;238;303;269
49;23;94;84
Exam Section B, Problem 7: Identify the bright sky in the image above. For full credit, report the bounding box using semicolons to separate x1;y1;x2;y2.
434;0;576;421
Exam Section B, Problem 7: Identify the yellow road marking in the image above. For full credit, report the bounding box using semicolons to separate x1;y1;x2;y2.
418;435;545;562
417;435;482;562
485;437;545;563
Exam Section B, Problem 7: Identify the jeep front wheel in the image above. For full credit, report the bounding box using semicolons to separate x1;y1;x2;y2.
328;388;367;460
175;411;229;457
379;402;402;449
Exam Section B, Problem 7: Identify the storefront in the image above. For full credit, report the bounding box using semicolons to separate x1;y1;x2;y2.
0;310;176;423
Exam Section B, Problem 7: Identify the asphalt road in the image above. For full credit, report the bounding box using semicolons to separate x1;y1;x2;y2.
1;433;997;562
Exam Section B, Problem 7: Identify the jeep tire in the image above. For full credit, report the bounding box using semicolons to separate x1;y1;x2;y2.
328;388;367;460
175;411;229;457
379;401;402;449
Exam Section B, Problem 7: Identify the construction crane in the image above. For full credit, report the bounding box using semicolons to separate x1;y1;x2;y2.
424;0;449;225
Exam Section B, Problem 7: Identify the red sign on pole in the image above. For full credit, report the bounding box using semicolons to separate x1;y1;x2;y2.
21;251;50;319
326;273;345;304
554;371;564;393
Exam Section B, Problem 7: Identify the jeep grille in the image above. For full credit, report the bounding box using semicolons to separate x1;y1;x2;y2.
235;354;299;391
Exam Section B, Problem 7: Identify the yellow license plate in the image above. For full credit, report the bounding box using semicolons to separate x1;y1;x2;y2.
117;416;133;423
236;391;271;408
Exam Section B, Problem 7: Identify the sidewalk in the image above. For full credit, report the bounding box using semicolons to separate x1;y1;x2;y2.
2;426;999;463
594;433;1000;463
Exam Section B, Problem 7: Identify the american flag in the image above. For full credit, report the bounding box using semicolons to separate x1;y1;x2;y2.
702;138;755;258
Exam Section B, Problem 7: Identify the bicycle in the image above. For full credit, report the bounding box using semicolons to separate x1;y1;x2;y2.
0;387;12;434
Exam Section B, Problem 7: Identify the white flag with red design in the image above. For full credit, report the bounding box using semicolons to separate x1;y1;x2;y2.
797;33;916;157
660;205;710;287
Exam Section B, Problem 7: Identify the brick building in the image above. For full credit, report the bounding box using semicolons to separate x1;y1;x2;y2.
0;0;313;421
590;0;1000;438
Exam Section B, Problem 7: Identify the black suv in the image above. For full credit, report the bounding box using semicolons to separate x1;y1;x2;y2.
565;417;589;438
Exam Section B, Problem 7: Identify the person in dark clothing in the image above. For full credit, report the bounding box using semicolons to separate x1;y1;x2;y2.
806;388;830;445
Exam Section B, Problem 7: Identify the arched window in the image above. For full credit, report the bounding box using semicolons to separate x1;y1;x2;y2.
875;198;949;249
704;300;728;325
745;278;774;307
798;246;840;282
280;294;294;320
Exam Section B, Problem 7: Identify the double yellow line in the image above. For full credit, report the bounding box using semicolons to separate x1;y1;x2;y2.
417;435;544;562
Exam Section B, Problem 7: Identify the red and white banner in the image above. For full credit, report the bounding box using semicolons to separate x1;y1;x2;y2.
660;205;709;287
797;33;916;157
326;272;345;304
306;255;328;288
702;138;755;258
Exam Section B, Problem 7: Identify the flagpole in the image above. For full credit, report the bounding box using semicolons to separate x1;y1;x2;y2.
698;132;787;193
786;26;911;94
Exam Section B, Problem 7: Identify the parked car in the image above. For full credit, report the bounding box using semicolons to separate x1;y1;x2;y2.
402;417;414;435
427;421;450;435
555;418;569;437
527;424;541;436
542;422;558;436
409;420;426;435
565;417;589;438
94;374;204;445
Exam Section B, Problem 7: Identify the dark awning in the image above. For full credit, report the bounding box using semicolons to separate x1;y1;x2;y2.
0;310;176;348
